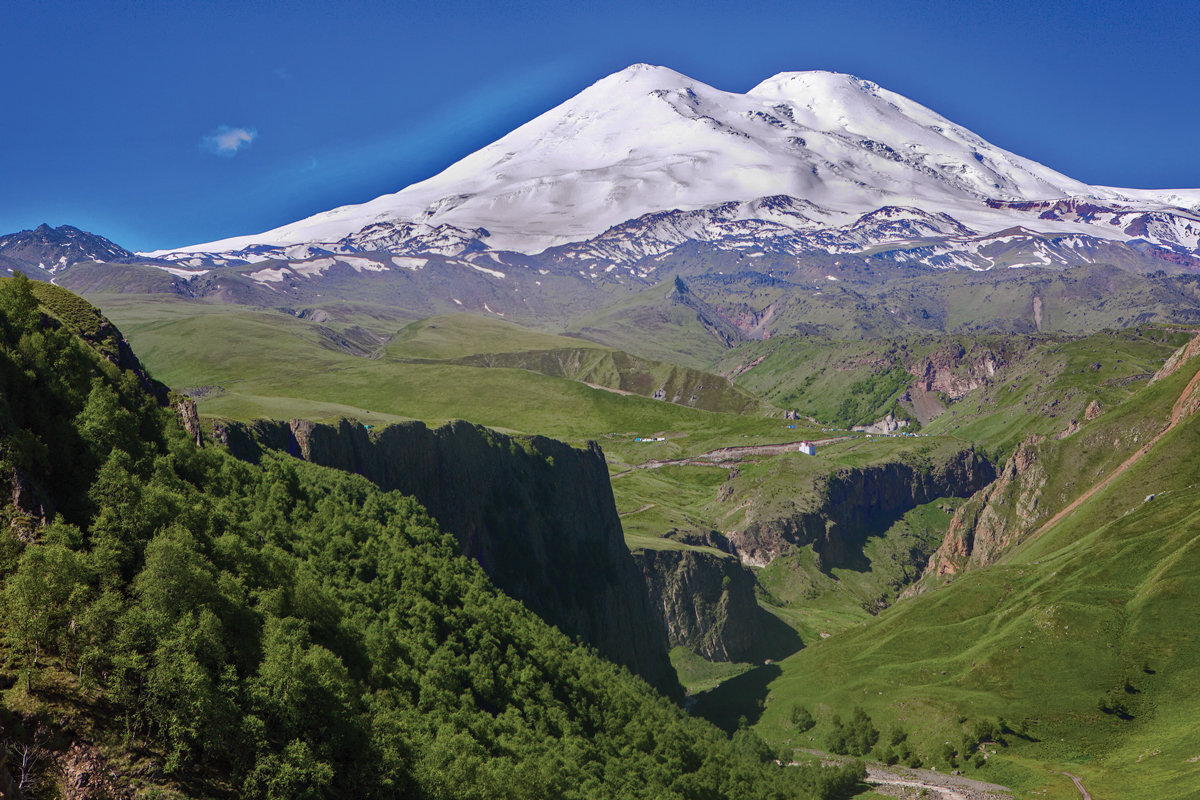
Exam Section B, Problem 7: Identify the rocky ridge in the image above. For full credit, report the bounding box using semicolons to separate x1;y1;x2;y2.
0;224;135;278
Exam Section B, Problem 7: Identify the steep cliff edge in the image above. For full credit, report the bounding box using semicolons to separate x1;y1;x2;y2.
215;417;682;699
634;549;800;663
725;448;996;570
924;435;1047;577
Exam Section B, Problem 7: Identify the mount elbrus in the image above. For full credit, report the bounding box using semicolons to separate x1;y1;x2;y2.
6;64;1200;337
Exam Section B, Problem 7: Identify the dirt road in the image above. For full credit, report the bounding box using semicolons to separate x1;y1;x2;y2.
863;764;1012;800
611;436;855;476
1060;772;1093;800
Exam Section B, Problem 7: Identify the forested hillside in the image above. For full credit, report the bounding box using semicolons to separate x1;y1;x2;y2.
0;273;863;798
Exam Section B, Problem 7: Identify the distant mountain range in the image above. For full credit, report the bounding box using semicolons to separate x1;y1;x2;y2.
6;65;1200;341
145;63;1200;271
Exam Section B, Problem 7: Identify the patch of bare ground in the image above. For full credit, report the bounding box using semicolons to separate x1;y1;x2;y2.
791;752;1012;800
862;764;1012;800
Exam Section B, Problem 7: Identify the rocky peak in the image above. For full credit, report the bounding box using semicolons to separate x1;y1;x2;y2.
0;223;134;275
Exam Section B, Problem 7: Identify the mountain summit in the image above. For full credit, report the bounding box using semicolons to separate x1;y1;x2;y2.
159;64;1200;257
0;223;135;276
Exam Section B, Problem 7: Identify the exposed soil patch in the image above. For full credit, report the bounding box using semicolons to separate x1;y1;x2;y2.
1060;771;1092;800
864;762;1012;799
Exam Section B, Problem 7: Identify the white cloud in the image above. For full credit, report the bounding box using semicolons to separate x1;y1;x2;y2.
201;126;257;156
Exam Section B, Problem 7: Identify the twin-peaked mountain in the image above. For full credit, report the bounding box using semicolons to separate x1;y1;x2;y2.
156;64;1200;262
8;65;1200;339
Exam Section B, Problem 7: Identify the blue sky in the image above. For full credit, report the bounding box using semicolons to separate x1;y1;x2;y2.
3;0;1198;251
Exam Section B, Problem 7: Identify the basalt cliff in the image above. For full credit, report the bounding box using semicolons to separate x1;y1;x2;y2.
634;548;801;663
726;448;996;569
215;417;682;698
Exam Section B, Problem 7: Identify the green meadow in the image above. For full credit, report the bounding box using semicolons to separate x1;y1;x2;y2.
87;291;1200;798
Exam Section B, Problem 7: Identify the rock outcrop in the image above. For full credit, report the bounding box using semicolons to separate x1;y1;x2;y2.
214;418;682;699
635;549;761;662
1152;331;1200;384
902;339;1032;424
924;435;1047;577
908;342;1022;400
726;448;995;569
173;395;203;446
851;411;909;434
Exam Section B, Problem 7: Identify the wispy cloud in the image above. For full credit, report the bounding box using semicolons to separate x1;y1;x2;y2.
201;126;257;156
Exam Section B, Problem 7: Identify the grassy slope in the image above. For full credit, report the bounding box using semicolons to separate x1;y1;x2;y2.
564;281;737;370
743;357;1200;799
92;293;1200;796
923;327;1189;454
91;296;827;458
716;327;1187;440
755;498;965;642
385;314;611;359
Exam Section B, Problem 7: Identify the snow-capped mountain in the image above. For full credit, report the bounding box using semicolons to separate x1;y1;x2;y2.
155;64;1200;262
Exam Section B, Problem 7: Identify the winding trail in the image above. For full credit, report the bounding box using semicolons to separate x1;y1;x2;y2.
1060;771;1093;800
1029;357;1200;539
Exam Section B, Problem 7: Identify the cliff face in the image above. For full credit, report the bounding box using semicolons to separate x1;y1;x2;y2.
726;448;995;569
924;435;1048;578
910;344;1005;400
635;549;761;663
216;418;682;699
902;340;1032;424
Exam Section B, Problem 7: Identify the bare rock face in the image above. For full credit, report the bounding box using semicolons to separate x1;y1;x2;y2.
59;741;131;800
635;549;761;662
215;418;682;699
173;396;203;446
902;340;1032;424
910;344;1002;400
1152;332;1200;383
925;435;1047;577
852;411;909;434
